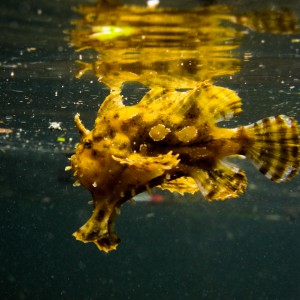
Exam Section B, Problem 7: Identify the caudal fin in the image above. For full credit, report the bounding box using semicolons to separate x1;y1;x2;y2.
244;115;300;182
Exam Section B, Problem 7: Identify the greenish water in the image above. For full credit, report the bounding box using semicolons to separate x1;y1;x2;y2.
1;0;300;299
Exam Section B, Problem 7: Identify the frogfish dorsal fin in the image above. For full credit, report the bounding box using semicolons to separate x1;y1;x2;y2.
198;81;242;123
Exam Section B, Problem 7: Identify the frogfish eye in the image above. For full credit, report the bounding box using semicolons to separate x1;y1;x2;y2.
84;140;92;149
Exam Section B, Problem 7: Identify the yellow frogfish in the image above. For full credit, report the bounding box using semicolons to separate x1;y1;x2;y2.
67;81;300;252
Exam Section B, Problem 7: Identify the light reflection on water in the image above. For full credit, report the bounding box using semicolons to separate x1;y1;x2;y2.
0;0;300;299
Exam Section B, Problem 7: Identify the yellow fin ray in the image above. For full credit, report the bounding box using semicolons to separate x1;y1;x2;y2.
112;152;180;183
137;88;192;125
97;91;124;116
199;81;242;122
159;176;199;195
189;160;247;200
236;8;300;34
136;82;242;129
243;115;300;182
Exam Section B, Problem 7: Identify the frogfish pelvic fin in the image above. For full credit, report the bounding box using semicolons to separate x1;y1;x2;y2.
68;81;300;252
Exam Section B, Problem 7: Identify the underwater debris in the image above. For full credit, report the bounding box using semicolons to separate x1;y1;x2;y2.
68;82;300;252
0;128;13;134
48;122;62;131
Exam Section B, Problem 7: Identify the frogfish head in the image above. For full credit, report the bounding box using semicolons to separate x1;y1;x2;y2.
70;114;131;252
69;112;181;251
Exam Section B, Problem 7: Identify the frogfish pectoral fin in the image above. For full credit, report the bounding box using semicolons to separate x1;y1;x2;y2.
112;151;180;184
189;160;247;200
73;200;120;253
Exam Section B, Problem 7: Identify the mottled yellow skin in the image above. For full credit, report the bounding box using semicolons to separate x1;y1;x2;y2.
69;82;299;252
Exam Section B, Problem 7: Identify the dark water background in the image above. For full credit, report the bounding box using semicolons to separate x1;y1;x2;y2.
1;0;300;299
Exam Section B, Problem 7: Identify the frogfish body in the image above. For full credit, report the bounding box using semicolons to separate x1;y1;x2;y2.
68;81;299;252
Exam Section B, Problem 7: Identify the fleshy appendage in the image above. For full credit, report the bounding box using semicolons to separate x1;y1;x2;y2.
243;115;300;182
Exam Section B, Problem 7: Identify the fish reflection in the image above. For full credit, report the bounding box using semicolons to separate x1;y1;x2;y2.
69;0;299;90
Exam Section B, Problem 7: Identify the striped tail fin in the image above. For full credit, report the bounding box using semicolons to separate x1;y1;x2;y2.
235;8;299;34
243;115;300;182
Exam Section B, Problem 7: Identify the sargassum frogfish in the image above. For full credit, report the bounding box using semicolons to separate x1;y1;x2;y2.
67;81;300;252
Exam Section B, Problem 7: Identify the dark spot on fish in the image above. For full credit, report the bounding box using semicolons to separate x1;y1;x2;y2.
96;210;105;221
99;237;110;246
233;172;244;181
259;163;269;176
207;189;217;200
84;140;92;149
262;117;271;129
271;172;282;182
291;145;298;158
186;102;200;120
